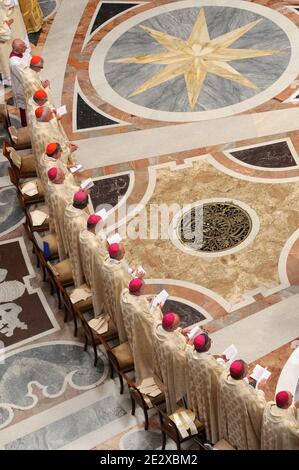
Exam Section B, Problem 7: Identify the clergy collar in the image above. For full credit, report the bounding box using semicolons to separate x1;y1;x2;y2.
10;51;23;59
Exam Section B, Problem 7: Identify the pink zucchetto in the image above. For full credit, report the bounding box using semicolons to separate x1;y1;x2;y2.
73;191;88;204
162;312;176;330
108;243;120;258
129;278;143;293
276;391;290;408
193;333;209;352
230;360;245;379
87;214;102;226
47;167;58;181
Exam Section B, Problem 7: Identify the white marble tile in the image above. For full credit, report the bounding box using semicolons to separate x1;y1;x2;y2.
210;294;299;363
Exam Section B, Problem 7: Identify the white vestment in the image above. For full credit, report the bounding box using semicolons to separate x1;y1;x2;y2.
100;257;131;343
261;402;299;450
218;372;266;450
186;348;226;443
63;205;89;287
152;321;188;413
120;289;162;382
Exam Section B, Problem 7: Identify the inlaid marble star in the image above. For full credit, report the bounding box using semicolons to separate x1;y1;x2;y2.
109;9;287;110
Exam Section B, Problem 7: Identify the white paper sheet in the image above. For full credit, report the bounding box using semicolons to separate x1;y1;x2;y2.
107;233;122;245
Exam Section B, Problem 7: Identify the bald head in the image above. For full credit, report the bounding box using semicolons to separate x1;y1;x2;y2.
12;39;26;54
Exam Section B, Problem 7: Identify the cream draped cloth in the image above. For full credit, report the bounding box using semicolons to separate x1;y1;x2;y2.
38;151;69;188
90;249;108;318
79;229;106;289
120;289;162;383
22;66;54;103
152;321;188;414
186;348;226;443
63;204;89;287
19;0;43;34
218;371;266;450
30;119;76;175
47;178;79;259
100;258;131;343
261;402;299;450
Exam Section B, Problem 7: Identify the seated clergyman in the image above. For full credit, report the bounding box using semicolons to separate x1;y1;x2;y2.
218;359;267;450
261;390;299;450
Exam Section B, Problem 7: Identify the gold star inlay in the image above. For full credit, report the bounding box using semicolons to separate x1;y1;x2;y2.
109;9;287;110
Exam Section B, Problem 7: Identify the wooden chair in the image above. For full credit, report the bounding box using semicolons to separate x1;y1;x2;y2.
98;335;134;394
44;259;74;309
0;104;31;150
75;308;119;366
153;404;205;451
122;373;166;430
3;141;36;179
8;164;45;208
59;283;94;337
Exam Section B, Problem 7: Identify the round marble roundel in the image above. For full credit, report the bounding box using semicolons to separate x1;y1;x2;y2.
179;202;252;253
94;1;296;121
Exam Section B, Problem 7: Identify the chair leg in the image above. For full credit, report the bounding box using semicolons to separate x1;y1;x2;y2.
143;407;149;431
176;441;181;451
93;343;98;367
42;266;46;282
84;334;88;351
36;256;40;268
161;431;166;450
57;290;62;309
50;281;54;295
119;373;124;395
131;394;136;416
73;314;78;337
63;306;68;323
109;360;114;379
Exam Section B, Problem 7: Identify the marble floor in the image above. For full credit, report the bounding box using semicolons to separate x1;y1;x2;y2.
1;0;299;450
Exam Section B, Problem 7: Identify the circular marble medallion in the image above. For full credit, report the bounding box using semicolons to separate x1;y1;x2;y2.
169;197;260;257
90;0;299;122
179;202;252;252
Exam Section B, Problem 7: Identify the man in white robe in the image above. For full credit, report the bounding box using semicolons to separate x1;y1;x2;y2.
186;333;227;443
22;55;52;103
100;242;131;343
261;390;299;450
63;190;91;287
8;38;30;125
47;167;79;259
152;313;190;413
120;277;162;383
218;359;267;450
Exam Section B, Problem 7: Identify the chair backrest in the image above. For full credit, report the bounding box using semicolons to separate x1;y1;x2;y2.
153;404;181;443
123;372;148;408
0;104;11;128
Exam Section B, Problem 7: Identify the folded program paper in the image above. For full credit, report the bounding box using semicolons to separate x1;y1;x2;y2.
107;233;122;245
21;180;38;196
56;105;67;117
70;287;92;304
70;164;83;174
187;324;200;340
30;210;48;226
222;344;238;363
96;208;108;221
250;364;271;383
88;316;109;334
80;178;94;190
